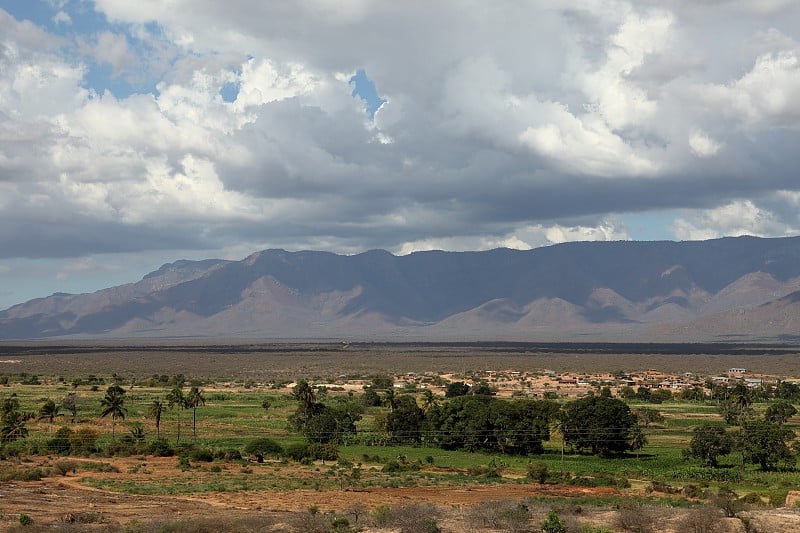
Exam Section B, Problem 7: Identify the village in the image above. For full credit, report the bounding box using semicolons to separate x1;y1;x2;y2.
320;365;798;400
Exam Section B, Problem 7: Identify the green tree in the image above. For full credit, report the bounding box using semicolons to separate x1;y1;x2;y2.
471;382;495;396
423;396;555;455
99;384;127;440
148;400;164;439
62;393;78;423
720;383;752;425
260;398;272;416
420;389;439;414
360;388;382;407
386;395;424;443
561;396;638;456
290;379;320;431
634;407;664;428
38;398;61;433
166;386;186;444
635;387;652;402
764;400;797;424
684;424;732;467
740;420;796;471
382;387;398;411
185;386;205;438
244;437;283;463
679;386;707;402
370;374;393;390
444;381;470;398
775;380;800;401
1;397;28;442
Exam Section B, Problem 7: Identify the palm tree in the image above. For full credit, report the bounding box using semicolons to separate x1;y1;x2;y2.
149;400;164;439
166;386;185;444
99;384;127;440
421;389;439;414
383;388;397;411
1;398;28;442
552;412;568;475
185;387;205;438
38;399;61;433
629;424;647;460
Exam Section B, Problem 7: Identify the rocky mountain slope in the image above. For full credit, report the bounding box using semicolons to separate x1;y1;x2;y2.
2;236;800;341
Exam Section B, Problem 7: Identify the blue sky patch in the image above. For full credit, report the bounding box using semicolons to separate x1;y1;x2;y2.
350;69;385;120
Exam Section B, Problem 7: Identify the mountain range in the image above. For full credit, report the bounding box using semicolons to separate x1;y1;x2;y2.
2;236;800;341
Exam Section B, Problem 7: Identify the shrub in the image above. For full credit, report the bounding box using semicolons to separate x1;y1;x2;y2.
19;513;33;526
52;460;78;476
176;455;191;471
675;508;721;533
224;448;242;461
284;443;310;462
47;426;73;454
712;487;743;518
189;448;214;462
370;504;392;527
243;438;283;462
382;460;420;473
527;461;549;484
81;461;119;473
69;428;98;455
308;443;339;462
0;467;44;481
615;504;655;533
470;500;531;532
149;438;175;457
739;492;765;506
541;510;566;533
386;504;441;533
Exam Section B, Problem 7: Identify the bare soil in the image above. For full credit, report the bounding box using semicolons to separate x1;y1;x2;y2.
2;456;800;531
0;455;623;530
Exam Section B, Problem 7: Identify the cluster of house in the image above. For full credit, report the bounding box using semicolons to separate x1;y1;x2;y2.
372;366;791;399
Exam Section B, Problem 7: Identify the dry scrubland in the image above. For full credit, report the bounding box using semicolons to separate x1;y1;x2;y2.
1;341;800;532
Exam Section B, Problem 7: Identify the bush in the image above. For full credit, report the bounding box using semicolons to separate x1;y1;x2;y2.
739;492;765;506
224;448;242;461
372;504;441;533
541;510;566;533
284;443;310;462
469;500;531;532
52;460;78;476
149;438;175;457
176;455;191;471
615;504;655;533
243;438;283;462
69;428;98;455
190;448;214;462
675;508;721;533
712;487;743;517
47;426;74;454
527;462;549;484
382;460;420;473
308;443;339;462
19;513;33;526
0;467;44;481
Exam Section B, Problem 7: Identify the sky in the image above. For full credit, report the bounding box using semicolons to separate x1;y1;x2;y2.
1;0;800;309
